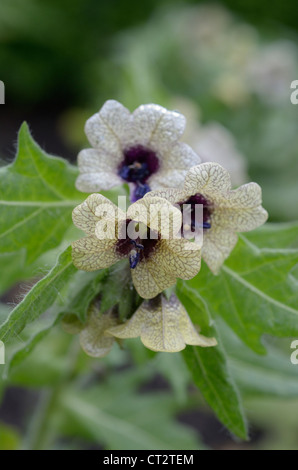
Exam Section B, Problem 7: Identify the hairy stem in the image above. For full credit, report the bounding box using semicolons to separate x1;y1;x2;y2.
22;337;80;450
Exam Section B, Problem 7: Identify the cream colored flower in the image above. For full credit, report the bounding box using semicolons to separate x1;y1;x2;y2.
147;162;268;274
76;100;200;201
62;306;118;358
71;193;202;299
107;294;217;353
79;307;118;358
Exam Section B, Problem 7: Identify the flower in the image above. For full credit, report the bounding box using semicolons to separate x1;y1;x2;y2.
71;193;202;299
75;100;200;201
79;307;118;358
62;305;118;358
107;294;217;352
147;162;268;274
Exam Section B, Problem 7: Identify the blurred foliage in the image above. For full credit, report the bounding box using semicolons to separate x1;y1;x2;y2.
1;0;298;106
0;422;20;450
98;4;298;221
1;1;298;220
0;0;194;106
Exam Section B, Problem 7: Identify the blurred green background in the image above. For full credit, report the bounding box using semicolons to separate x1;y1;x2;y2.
1;0;298;221
0;0;298;450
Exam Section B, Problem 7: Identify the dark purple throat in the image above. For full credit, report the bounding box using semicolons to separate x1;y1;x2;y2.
118;145;159;187
116;219;160;269
180;193;212;231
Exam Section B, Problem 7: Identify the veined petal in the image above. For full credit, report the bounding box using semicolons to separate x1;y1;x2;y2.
85;100;131;154
72;193;124;235
80;307;118;358
202;225;238;274
127;196;182;239
131;238;201;299
144;188;186;205
76;148;123;192
129;104;186;153
149;169;189;190
210;182;268;232
107;294;217;352
76;172;123;192
131;254;176;299
184;163;232;203
221;182;263;208
78;148;119;173
158;238;202;277
160;142;201;171
215;205;268;232
148;140;200;189
72;235;121;271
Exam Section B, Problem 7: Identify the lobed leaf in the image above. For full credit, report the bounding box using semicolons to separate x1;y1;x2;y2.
219;321;298;398
186;224;298;354
0;123;87;265
177;282;248;440
0;247;76;343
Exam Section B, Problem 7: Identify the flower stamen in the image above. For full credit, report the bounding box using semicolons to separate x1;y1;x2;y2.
119;161;150;183
129;249;141;269
116;220;159;269
118;145;161;201
134;182;151;200
178;193;212;234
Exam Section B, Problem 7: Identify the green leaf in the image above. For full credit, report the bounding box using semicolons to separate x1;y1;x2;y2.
100;260;141;320
219;321;298;398
0;250;27;295
151;352;191;404
60;270;107;322
0;122;127;294
232;345;298;399
242;222;298;250
0;123;87;266
177;281;248;440
186;223;298;354
0;303;11;325
0;422;20;450
5;313;62;377
57;373;202;450
9;327;74;387
0;247;76;343
3;268;107;374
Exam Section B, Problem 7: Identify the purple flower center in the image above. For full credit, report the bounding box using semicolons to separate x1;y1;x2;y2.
116;219;160;269
118;145;160;201
179;193;212;231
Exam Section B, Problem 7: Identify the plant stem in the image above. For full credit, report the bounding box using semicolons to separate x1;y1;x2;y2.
22;337;80;450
